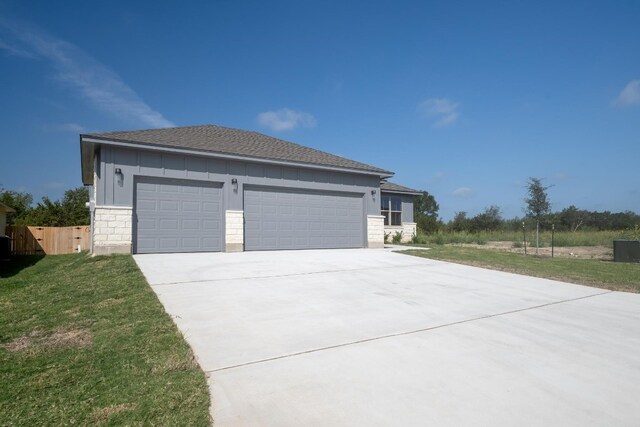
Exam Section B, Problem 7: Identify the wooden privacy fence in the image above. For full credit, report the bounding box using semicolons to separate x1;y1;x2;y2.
6;225;90;255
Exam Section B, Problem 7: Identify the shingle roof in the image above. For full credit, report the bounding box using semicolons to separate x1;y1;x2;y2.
380;181;421;195
82;125;392;175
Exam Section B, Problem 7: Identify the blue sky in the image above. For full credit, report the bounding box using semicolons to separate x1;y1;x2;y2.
1;0;638;220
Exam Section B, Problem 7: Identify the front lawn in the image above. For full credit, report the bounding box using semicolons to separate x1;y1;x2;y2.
402;246;640;293
0;253;210;426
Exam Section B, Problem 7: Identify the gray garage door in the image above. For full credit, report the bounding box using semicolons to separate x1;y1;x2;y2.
134;177;223;254
244;187;364;251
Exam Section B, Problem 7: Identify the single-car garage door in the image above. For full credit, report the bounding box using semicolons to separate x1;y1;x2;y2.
134;177;223;253
244;186;364;250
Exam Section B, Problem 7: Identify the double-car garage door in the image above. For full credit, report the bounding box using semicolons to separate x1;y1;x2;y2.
244;187;364;251
134;177;364;253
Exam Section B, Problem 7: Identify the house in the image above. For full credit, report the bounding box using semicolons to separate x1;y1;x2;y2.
80;125;418;255
0;202;15;236
380;182;420;243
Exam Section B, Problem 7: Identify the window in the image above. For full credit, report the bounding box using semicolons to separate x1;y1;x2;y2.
381;195;402;226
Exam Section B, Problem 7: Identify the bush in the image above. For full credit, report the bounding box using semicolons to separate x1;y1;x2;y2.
411;232;428;245
392;231;403;244
384;232;390;244
430;233;446;245
417;215;442;234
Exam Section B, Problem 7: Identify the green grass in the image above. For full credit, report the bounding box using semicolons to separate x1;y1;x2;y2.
402;246;640;293
0;253;210;426
413;230;623;247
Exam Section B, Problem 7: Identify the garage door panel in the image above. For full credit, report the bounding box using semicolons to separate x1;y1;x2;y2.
181;219;200;230
137;200;157;212
202;220;220;231
137;217;157;230
159;218;179;230
134;177;223;253
244;187;363;251
159;200;179;211
159;184;180;193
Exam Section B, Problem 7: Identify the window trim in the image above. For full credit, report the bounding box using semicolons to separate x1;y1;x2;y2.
381;195;402;226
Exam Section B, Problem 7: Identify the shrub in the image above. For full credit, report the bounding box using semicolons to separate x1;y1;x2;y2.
412;232;428;245
430;233;445;245
392;231;403;244
384;232;391;244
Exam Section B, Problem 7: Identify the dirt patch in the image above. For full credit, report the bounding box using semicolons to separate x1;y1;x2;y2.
91;403;137;424
452;241;613;260
2;327;92;352
64;307;81;317
3;336;32;352
43;328;92;349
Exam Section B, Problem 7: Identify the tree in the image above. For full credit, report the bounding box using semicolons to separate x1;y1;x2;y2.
60;187;91;225
524;177;552;254
0;187;33;225
470;205;503;232
524;177;552;221
21;187;90;226
449;211;470;232
559;205;590;232
413;191;440;233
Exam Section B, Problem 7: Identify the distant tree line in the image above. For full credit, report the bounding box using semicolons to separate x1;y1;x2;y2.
0;186;90;227
413;177;640;234
441;207;640;233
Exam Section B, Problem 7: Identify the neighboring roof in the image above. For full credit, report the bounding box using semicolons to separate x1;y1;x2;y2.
380;181;421;195
0;201;16;213
81;125;393;184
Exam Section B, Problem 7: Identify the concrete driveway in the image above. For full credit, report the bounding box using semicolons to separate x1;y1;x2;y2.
134;248;640;426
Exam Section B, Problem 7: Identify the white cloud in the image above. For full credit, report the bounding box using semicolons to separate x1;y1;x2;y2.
419;98;460;127
452;187;473;198
58;123;85;133
0;18;174;128
0;38;36;58
612;80;640;107
257;108;317;131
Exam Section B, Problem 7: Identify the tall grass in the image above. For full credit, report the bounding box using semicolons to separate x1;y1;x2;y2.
413;230;624;247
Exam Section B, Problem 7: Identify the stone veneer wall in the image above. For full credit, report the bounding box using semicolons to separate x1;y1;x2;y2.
93;206;133;255
225;210;244;252
367;215;385;248
384;222;417;243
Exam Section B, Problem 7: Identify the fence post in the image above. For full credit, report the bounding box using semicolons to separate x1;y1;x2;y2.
522;221;527;255
551;223;555;258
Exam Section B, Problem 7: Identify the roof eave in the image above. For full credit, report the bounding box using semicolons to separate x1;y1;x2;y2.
81;136;394;178
381;189;422;196
80;137;95;185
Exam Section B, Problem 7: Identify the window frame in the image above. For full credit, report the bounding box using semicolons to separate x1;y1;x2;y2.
381;194;402;226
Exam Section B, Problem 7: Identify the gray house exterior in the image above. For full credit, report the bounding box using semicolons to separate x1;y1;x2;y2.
80;125;418;255
380;182;420;243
